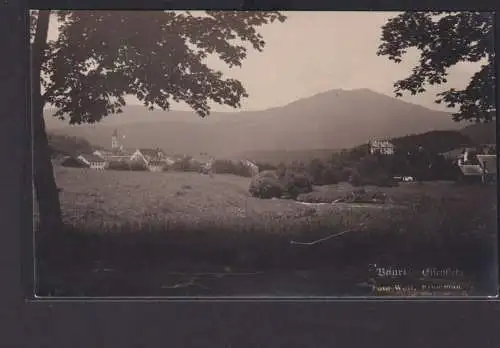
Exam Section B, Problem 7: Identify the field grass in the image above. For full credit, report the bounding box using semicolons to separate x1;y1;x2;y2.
36;166;498;297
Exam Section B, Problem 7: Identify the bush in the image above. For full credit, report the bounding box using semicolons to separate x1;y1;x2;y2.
255;162;277;172
371;175;398;187
169;158;189;172
213;159;252;177
321;166;341;185
281;170;313;199
348;162;398;188
276;162;287;180
307;158;354;185
258;170;280;179
187;160;203;173
249;171;284;199
348;169;363;187
426;155;461;181
339;167;353;182
170;157;203;172
350;155;398;187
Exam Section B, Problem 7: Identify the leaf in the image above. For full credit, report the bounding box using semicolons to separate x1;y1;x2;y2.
38;11;287;124
377;12;495;123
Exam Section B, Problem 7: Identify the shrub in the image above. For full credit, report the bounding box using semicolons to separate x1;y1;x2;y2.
371;175;398;187
307;158;354;185
322;166;342;185
249;171;284;199
258;170;280;179
339;167;353;182
351;155;398;187
276;162;287;180
281;170;313;199
213;159;252;177
169;158;190;172
255;162;277;172
170;157;203;172
307;158;326;185
348;168;363;187
426;155;461;181
187;160;203;173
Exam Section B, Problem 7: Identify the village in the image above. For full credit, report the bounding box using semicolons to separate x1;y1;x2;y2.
368;138;497;184
58;129;260;176
57;128;497;188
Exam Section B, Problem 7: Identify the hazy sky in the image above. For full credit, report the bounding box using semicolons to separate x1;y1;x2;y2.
47;11;482;113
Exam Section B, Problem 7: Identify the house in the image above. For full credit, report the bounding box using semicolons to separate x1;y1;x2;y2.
130;148;167;165
199;157;216;175
98;146;135;158
163;157;176;166
241;159;259;176
93;149;134;162
477;154;497;176
77;154;107;170
369;139;395;155
60;155;89;168
440;144;495;161
147;160;165;172
480;144;496;155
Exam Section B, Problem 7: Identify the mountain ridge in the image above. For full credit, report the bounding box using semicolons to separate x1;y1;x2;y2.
45;88;466;158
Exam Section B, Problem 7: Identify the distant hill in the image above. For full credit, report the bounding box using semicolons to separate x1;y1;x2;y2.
235;148;342;164
239;130;478;164
459;122;496;145
390;130;475;154
47;133;98;158
45;88;466;158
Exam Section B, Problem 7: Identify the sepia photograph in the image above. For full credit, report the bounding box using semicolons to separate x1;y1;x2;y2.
31;10;497;298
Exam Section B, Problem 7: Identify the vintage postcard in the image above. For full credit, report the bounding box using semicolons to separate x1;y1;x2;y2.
31;10;497;298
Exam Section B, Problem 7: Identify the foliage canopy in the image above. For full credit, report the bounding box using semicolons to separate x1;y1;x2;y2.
32;11;286;124
378;12;495;123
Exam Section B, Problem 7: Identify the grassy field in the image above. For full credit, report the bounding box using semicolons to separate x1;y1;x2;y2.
36;166;498;297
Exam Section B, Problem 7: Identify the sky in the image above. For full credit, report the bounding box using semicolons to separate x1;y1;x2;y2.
46;11;482;113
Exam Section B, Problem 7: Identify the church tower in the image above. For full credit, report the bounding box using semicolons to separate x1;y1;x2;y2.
112;129;119;150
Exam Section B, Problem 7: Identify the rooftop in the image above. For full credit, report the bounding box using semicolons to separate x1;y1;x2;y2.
79;153;107;163
148;160;165;166
138;148;166;157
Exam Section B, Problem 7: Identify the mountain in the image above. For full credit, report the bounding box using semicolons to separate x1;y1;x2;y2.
45;88;465;159
459;122;496;144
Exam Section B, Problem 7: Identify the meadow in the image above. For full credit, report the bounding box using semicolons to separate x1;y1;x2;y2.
36;166;498;297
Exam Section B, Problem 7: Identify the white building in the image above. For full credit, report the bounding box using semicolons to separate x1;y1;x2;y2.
242;159;259;176
369;139;395;155
130;148;167;165
77;154;107;170
147;160;165;172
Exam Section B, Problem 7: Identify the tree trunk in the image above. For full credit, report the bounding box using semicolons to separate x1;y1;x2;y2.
32;10;63;241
